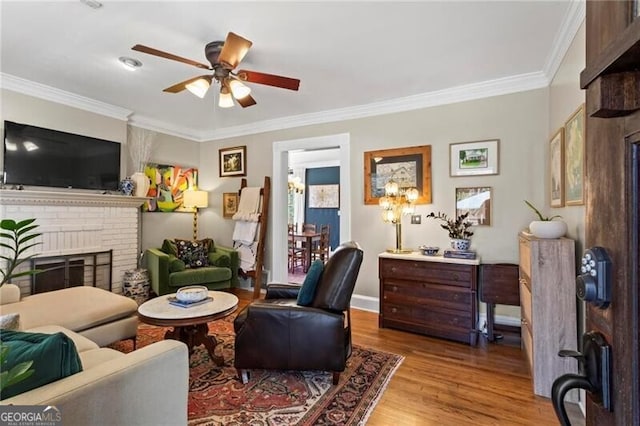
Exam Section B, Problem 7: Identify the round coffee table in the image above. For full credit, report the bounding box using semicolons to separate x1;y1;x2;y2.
137;290;238;366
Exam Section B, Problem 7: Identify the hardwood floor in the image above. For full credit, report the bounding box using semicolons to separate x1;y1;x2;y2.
231;288;583;425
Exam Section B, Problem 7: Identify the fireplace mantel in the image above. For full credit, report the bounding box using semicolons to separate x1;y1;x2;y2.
0;189;148;208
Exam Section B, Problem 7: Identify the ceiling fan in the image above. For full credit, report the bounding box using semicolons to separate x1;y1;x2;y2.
132;32;300;108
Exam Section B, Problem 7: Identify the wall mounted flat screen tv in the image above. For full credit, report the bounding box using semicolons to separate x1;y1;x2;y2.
3;121;121;191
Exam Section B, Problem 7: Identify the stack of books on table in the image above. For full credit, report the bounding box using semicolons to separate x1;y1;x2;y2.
167;296;213;308
443;250;477;260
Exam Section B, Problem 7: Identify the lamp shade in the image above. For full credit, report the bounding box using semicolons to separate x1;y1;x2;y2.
218;87;234;108
186;78;211;98
228;79;251;99
183;190;208;209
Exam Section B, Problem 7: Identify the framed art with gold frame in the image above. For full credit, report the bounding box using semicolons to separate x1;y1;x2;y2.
222;192;239;218
564;104;585;206
219;146;246;177
364;145;432;205
549;128;565;207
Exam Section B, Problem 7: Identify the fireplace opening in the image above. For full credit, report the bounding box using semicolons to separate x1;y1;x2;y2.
29;250;113;294
33;259;84;294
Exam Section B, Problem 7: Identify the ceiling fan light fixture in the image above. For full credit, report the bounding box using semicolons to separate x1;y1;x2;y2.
218;87;234;108
228;79;251;100
186;78;210;98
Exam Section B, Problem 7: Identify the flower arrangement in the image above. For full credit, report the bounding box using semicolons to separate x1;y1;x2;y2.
426;211;474;239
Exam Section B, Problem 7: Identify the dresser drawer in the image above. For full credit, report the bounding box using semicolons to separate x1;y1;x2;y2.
521;319;534;370
379;258;474;288
519;237;531;277
383;279;472;311
383;302;471;330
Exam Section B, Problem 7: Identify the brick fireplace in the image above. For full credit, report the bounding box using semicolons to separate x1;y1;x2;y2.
0;190;146;295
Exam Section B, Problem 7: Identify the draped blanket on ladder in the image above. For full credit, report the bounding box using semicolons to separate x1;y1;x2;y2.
232;186;262;273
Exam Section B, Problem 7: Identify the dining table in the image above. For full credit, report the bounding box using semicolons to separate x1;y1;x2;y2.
291;230;321;272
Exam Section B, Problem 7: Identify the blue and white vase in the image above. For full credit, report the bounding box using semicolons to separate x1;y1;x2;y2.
120;177;134;196
450;238;471;251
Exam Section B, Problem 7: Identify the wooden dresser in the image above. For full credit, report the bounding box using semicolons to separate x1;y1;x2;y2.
378;252;480;345
518;232;578;400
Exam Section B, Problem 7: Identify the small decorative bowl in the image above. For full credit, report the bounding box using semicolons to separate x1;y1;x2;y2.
176;286;208;303
419;246;440;256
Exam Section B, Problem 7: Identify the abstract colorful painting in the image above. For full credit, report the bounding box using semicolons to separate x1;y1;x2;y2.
142;163;198;212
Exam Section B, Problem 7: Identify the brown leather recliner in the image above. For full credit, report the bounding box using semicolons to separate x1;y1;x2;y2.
233;241;364;385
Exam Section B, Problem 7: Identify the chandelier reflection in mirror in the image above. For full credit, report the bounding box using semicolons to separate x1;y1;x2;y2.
379;177;419;253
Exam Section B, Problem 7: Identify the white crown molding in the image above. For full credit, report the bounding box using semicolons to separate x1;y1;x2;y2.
542;0;586;81
0;73;132;121
127;114;207;142
202;71;549;141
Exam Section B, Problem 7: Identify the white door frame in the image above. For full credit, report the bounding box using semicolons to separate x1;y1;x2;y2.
271;133;351;283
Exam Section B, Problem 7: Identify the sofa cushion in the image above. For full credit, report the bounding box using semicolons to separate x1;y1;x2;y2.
176;239;210;268
208;253;230;268
297;260;324;306
168;255;186;273
1;330;83;399
0;287;138;333
168;267;232;288
0;284;21;305
79;347;125;370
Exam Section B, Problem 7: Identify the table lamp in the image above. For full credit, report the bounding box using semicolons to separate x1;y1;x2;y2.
183;190;209;240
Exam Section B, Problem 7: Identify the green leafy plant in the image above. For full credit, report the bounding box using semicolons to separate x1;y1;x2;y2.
426;211;474;239
0;343;34;391
0;218;42;287
524;200;562;221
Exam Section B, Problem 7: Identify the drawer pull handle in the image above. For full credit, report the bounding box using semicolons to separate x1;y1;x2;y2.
521;318;528;326
391;286;398;292
391;307;398;313
452;273;459;280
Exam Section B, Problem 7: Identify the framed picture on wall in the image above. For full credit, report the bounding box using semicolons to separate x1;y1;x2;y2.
308;184;339;208
549;128;565;207
222;192;239;218
449;139;500;177
364;145;432;205
455;186;492;226
564;104;585;205
219;146;246;177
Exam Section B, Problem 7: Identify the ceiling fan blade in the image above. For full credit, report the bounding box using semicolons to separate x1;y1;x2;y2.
132;44;211;70
163;75;211;93
237;70;300;91
236;94;257;108
218;32;253;69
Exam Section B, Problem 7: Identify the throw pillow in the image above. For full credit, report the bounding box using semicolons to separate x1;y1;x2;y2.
1;330;83;399
175;239;211;269
0;313;20;330
209;254;230;268
162;239;179;257
297;260;324;306
168;256;186;273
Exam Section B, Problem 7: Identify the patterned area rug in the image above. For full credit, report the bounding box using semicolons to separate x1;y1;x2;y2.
111;316;403;425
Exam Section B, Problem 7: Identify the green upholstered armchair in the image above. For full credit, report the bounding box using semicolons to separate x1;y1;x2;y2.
145;239;239;296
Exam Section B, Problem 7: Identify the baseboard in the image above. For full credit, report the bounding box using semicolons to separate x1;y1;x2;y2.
351;294;379;313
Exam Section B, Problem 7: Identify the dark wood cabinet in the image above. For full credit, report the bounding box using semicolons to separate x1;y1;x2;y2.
378;253;479;345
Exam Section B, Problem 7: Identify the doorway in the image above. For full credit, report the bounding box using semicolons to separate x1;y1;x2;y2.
272;134;351;284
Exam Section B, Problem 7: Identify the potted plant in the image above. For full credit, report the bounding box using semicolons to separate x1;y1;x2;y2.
524;200;567;238
426;211;474;250
1;219;41;298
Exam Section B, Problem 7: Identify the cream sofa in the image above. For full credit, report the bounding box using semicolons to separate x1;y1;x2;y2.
0;286;190;425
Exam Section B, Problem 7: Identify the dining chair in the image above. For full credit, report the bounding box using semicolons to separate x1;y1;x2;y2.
288;225;305;272
312;224;330;263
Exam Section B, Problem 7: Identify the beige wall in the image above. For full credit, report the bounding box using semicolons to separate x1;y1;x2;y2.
197;88;549;301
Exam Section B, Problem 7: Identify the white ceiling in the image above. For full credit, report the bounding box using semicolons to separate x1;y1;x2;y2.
0;1;583;142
